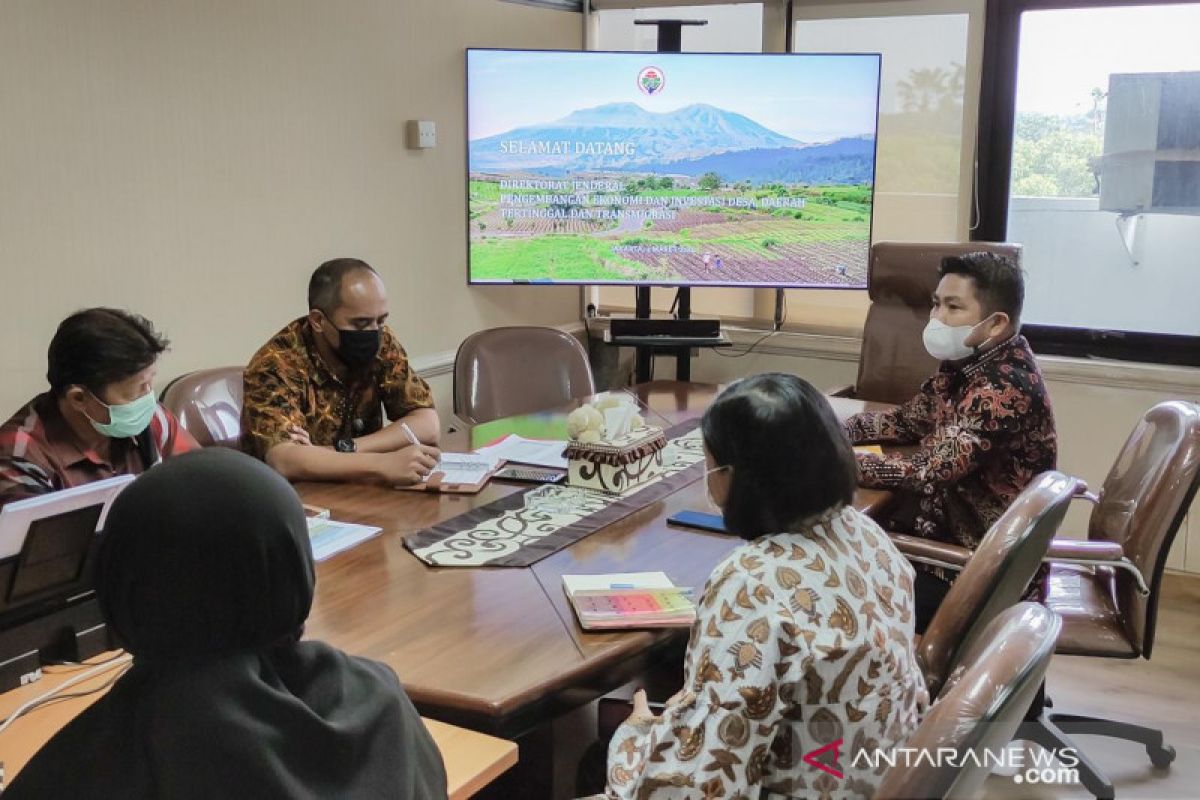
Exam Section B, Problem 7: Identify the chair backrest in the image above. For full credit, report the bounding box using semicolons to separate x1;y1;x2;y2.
453;326;596;425
874;603;1061;800
857;241;1022;404
160;367;245;448
1089;400;1200;656
918;470;1077;698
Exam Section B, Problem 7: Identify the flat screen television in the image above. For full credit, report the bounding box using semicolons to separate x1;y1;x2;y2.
466;48;882;288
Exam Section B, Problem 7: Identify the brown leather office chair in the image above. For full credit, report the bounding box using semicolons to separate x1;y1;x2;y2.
875;603;1061;800
901;470;1078;698
160;367;245;448
453;326;596;425
1014;400;1200;799
837;241;1022;404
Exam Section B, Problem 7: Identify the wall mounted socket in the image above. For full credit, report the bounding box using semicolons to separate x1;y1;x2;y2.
406;120;436;149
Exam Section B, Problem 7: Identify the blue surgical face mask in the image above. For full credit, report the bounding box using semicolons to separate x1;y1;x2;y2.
704;464;731;513
87;389;158;439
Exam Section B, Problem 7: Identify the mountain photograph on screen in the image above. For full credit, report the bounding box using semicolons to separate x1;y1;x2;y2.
466;49;881;288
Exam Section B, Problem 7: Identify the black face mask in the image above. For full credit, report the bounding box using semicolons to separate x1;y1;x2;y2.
333;328;381;368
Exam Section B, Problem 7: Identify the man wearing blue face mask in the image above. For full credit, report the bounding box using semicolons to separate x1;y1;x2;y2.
843;251;1057;631
241;258;441;486
0;309;198;509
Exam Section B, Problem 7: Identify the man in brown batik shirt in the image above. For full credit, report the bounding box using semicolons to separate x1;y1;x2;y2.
242;258;441;486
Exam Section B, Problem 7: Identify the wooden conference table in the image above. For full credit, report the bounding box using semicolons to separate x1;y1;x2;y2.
299;381;895;740
0;655;517;799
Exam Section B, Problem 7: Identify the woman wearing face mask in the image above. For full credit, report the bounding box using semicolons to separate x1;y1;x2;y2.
843;251;1057;632
0;308;198;509
5;448;447;799
599;374;926;800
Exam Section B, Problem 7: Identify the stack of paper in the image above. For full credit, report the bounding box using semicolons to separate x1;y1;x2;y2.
474;435;568;469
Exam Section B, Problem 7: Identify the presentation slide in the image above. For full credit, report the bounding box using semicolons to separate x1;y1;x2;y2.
467;49;881;288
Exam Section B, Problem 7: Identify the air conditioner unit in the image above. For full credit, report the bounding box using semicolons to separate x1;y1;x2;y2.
1098;71;1200;215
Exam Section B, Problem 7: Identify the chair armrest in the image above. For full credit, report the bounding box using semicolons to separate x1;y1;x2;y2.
1044;538;1150;596
889;533;972;572
827;384;857;398
1046;539;1124;561
1070;479;1100;505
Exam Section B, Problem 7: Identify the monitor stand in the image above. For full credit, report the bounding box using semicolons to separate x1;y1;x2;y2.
628;18;711;385
0;596;112;692
632;286;698;382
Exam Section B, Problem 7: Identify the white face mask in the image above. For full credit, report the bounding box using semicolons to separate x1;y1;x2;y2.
704;465;730;513
923;317;992;361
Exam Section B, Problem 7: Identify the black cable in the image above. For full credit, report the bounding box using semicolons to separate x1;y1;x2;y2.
713;292;788;359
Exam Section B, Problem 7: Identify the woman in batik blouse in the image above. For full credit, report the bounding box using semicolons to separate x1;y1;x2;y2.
603;374;927;800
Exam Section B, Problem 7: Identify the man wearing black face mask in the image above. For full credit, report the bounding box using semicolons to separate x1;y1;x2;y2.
241;258;441;485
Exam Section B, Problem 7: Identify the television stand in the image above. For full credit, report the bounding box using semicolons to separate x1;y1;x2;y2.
619;286;728;382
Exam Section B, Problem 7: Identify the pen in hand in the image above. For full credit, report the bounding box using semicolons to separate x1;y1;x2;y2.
400;422;421;447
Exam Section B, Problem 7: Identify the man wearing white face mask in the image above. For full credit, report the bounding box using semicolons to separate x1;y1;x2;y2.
843;252;1057;632
0;308;198;509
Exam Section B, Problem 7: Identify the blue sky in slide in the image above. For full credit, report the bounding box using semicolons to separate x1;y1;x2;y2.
468;50;880;143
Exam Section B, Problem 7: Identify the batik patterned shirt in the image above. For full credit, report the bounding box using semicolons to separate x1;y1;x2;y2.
241;318;434;459
605;505;926;800
843;334;1057;582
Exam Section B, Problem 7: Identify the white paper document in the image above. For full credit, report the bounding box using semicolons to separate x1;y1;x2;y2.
306;517;382;562
474;435;569;469
432;452;502;485
561;571;676;593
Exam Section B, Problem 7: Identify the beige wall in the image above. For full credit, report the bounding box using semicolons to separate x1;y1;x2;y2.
0;0;583;414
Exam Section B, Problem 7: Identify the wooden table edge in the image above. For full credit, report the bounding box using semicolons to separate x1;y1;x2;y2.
422;718;518;800
0;659;518;799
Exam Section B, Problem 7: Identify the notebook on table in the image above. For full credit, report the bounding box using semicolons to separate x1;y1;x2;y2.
562;572;696;630
303;506;382;562
398;452;504;494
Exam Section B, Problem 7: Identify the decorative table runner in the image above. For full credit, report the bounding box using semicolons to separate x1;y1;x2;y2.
404;420;706;567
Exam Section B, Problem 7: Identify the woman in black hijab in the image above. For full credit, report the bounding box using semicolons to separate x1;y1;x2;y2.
7;448;447;799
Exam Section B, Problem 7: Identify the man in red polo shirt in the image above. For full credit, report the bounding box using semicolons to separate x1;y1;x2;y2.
0;308;197;508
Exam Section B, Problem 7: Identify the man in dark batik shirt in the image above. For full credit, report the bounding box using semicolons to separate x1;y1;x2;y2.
242;258;441;487
844;252;1057;631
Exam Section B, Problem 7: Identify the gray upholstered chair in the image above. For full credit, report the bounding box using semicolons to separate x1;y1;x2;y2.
453;327;595;425
835;241;1022;404
160;367;244;448
874;603;1061;800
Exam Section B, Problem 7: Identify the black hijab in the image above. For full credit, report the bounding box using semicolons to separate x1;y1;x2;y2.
7;448;446;799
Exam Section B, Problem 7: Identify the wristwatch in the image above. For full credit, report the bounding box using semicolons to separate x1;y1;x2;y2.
335;438;357;453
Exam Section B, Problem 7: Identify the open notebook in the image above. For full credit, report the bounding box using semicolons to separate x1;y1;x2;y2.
399;452;504;494
562;572;696;630
305;516;382;562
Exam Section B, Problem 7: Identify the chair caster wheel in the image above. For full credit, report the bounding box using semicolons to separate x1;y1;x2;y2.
1148;743;1176;768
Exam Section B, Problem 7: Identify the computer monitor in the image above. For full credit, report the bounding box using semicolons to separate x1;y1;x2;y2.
0;475;133;691
466;48;882;288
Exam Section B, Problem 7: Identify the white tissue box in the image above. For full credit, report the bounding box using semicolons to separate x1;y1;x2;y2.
563;427;668;495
